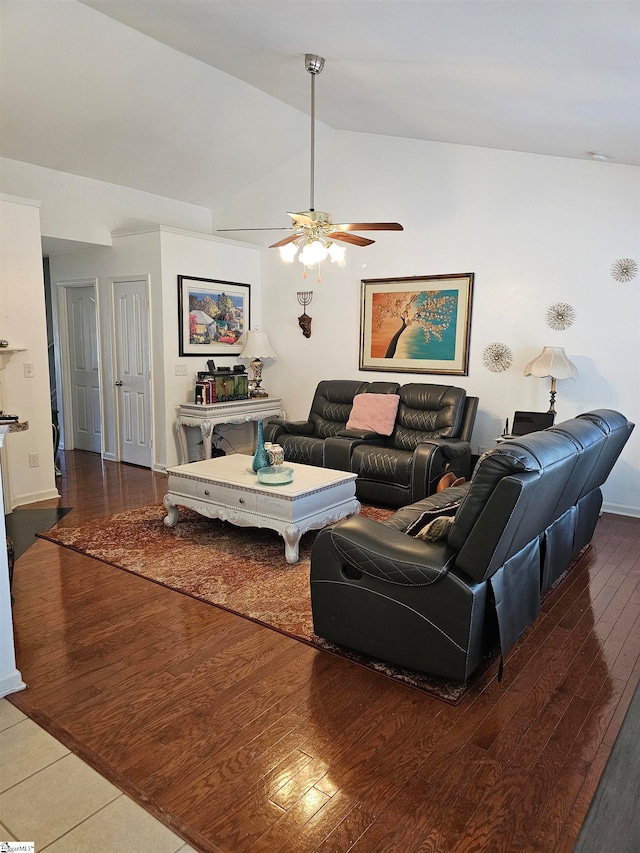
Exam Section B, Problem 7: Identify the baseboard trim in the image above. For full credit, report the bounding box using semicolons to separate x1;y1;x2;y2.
11;488;61;509
602;502;640;518
0;669;27;698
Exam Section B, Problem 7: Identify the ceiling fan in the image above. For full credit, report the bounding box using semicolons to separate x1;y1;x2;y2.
217;54;403;271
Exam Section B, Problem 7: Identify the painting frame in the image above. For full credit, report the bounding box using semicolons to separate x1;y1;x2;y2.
359;273;474;375
178;275;251;357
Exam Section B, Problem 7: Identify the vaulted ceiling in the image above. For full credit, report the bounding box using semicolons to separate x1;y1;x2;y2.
1;0;638;216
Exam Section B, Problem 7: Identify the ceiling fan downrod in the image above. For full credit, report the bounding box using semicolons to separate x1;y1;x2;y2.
305;54;325;212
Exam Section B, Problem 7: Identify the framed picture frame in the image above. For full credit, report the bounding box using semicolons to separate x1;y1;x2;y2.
360;273;474;375
178;276;250;356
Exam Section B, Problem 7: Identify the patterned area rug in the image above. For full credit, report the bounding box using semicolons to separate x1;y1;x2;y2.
37;503;496;703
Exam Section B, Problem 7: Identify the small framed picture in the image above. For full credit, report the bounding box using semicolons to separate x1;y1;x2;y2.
360;273;474;375
178;275;251;356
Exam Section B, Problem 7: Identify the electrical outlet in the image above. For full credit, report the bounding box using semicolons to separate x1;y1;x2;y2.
29;452;39;468
24;362;34;378
175;365;188;376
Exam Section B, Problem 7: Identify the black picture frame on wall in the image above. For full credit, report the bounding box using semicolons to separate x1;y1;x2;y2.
359;273;474;376
177;275;251;357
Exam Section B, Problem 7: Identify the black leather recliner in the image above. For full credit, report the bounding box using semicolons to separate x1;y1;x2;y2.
310;410;634;682
266;380;478;507
327;383;478;507
262;380;371;466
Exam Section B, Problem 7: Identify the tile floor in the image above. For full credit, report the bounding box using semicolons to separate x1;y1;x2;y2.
0;698;196;852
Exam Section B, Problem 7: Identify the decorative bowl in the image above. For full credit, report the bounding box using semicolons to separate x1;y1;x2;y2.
256;465;294;485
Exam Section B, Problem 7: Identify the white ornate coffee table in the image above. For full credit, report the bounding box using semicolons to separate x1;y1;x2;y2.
163;454;359;564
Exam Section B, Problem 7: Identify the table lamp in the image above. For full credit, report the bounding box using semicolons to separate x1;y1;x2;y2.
240;329;277;397
524;346;578;414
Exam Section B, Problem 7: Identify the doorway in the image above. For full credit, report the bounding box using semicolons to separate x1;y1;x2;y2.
65;284;102;453
53;276;153;469
112;278;152;468
53;280;102;455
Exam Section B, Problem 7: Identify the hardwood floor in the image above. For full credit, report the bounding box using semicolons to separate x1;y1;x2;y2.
7;450;640;852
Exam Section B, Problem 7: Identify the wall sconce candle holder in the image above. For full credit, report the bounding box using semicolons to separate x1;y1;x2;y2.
297;291;313;338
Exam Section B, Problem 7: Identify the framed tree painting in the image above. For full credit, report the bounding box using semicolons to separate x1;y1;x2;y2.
359;273;474;375
178;275;250;356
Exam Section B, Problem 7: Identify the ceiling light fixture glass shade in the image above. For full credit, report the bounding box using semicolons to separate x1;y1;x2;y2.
524;346;578;414
279;237;346;272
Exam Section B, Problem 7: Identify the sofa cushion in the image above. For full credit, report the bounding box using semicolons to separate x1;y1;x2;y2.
391;384;467;450
308;379;368;438
352;446;413;487
346;393;400;436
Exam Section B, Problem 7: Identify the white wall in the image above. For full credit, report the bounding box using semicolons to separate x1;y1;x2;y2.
48;226;262;468
0;430;26;697
158;229;262;466
0;159;213;248
0;195;59;508
48;230;163;463
217;131;640;515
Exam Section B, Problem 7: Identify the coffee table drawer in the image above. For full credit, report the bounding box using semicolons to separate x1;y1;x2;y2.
169;475;258;510
196;481;258;510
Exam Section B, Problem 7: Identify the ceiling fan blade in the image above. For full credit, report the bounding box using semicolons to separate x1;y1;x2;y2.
269;234;300;249
327;232;375;247
331;222;404;232
216;227;291;232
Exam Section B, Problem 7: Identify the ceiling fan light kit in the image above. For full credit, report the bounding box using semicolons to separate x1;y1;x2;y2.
219;54;402;280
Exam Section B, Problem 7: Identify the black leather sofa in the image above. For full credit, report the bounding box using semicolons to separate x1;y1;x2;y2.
264;379;478;506
310;410;634;682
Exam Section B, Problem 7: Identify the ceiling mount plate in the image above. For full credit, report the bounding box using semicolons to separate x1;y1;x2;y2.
305;54;325;75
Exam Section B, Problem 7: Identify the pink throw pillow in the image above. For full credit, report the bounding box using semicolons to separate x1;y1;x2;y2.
346;393;400;436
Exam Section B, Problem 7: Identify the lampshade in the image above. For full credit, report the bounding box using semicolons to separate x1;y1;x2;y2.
524;346;578;415
523;347;578;380
240;329;277;360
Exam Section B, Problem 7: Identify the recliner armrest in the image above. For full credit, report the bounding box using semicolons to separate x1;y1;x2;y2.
278;420;315;436
318;515;456;586
411;438;472;502
423;437;472;459
263;418;285;443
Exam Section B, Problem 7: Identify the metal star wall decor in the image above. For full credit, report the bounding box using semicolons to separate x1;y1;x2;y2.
611;258;638;282
546;302;576;331
482;342;513;373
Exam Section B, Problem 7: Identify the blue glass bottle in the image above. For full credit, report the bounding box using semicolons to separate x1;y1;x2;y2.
252;420;270;472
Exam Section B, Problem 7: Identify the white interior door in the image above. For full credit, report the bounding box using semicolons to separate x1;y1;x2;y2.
66;285;101;454
113;279;152;468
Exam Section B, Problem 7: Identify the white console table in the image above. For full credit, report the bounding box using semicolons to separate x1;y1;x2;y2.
175;397;283;464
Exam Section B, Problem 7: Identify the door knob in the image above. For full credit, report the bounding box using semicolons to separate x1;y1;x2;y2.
115;380;123;386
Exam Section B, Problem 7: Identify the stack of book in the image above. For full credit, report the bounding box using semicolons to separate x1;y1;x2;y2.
194;372;249;404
